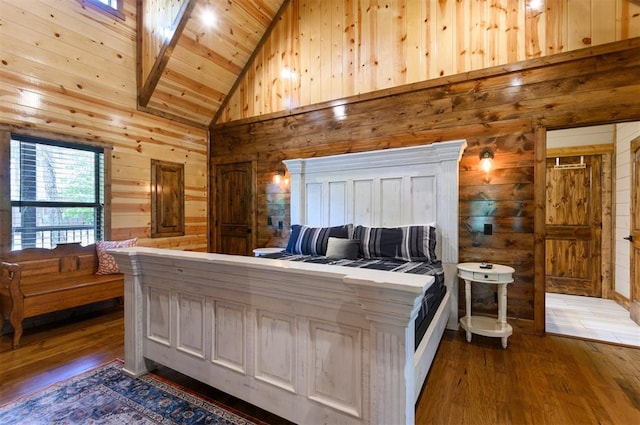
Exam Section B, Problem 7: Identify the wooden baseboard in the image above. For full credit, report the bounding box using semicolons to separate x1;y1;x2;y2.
613;292;630;309
630;301;640;326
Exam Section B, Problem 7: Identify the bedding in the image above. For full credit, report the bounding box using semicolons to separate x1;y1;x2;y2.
285;224;353;255
352;225;403;259
262;250;446;349
278;222;445;349
351;224;438;261
397;225;438;262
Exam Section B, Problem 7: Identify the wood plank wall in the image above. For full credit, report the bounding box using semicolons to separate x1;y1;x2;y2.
210;39;640;323
0;0;208;252
219;0;640;123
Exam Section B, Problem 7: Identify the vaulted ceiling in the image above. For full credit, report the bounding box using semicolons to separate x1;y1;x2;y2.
138;0;287;129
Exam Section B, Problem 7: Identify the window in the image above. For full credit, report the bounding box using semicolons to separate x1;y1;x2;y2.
95;0;118;8
10;135;105;250
83;0;125;20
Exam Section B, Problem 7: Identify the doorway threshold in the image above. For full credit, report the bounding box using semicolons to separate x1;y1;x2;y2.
546;293;640;348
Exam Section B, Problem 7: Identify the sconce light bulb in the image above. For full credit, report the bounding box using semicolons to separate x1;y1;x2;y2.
273;174;281;184
479;148;494;173
481;158;492;173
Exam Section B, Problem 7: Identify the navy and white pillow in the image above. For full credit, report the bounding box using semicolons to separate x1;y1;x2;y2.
397;225;437;262
354;224;437;261
286;223;437;262
353;225;403;259
286;224;353;255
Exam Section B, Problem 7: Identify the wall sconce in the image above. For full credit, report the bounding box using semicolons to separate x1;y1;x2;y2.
479;148;494;173
273;168;288;185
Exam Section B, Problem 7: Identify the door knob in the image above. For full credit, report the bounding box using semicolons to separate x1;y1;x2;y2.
623;235;633;242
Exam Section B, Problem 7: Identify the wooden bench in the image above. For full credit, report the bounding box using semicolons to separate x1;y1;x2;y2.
0;242;124;349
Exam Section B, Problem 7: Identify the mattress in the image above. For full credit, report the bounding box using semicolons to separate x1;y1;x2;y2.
261;252;446;349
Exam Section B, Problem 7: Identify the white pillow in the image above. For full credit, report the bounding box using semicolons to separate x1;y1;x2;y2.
325;237;360;260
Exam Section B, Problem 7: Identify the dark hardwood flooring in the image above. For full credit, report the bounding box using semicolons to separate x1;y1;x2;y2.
1;306;639;424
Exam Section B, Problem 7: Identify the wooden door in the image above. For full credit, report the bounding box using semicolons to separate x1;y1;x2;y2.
630;138;640;324
545;155;602;297
215;162;254;255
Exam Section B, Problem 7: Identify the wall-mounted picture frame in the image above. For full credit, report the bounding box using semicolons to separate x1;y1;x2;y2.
151;159;184;238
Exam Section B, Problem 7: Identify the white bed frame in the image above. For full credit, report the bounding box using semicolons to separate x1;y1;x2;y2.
284;139;466;331
111;139;466;425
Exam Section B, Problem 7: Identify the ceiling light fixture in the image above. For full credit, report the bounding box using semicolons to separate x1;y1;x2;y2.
527;0;543;11
281;67;298;81
20;90;41;109
200;8;216;27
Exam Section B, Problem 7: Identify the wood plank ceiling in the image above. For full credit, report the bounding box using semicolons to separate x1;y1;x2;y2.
138;0;287;128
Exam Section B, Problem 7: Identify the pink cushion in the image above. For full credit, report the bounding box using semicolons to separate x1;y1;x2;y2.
95;238;137;275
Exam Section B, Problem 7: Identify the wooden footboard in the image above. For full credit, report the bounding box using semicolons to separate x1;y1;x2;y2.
111;247;451;425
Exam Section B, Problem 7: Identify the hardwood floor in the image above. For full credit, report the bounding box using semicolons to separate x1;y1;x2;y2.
418;324;640;425
1;308;639;424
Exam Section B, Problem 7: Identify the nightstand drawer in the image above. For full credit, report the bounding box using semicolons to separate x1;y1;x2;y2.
469;271;513;282
473;271;499;281
458;269;497;281
457;263;515;284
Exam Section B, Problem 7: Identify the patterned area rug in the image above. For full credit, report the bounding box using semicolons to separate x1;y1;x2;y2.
0;360;264;424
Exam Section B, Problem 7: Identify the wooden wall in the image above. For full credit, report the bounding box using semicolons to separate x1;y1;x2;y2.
219;0;640;123
0;0;208;251
210;39;640;324
1;0;639;327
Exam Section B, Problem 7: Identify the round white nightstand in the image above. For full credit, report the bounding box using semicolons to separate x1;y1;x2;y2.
457;262;515;348
252;247;284;257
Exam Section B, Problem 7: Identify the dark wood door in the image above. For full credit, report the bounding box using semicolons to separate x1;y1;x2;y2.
215;162;254;255
630;138;640;324
545;155;602;297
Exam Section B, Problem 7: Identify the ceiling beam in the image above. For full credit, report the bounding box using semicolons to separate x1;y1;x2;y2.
138;0;197;108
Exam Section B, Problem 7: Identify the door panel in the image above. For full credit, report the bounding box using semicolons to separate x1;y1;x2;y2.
216;162;253;256
545;155;602;297
630;139;640;324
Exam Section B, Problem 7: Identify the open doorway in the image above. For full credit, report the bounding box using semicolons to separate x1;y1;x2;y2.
630;135;640;326
544;123;640;347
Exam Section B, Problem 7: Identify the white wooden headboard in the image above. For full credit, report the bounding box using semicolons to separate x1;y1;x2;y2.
284;139;467;329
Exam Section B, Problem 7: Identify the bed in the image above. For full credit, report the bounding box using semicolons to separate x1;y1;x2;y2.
110;139;466;425
260;246;446;351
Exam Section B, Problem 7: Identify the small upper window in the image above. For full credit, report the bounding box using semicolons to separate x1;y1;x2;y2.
99;0;118;7
83;0;125;20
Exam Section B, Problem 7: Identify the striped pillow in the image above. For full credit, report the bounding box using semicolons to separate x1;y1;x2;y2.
286;224;353;255
353;225;403;259
397;225;437;262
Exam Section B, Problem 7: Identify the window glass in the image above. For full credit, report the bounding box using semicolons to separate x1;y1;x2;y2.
96;0;118;8
10;135;104;250
85;0;124;20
